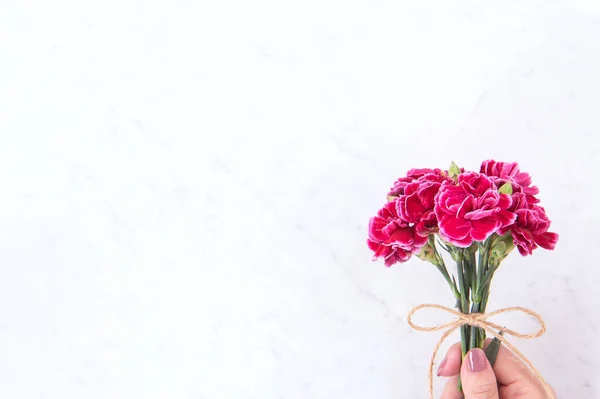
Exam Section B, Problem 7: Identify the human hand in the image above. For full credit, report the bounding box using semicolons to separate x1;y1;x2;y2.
438;341;554;398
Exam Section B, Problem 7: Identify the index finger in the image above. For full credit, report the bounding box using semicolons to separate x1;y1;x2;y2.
440;375;463;399
491;340;545;390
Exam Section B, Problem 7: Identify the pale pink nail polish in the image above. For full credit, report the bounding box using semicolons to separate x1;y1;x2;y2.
437;357;448;376
467;349;488;373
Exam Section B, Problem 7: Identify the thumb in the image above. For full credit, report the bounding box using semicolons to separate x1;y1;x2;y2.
461;349;499;399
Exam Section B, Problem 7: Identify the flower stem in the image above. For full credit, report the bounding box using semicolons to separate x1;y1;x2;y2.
428;237;461;302
455;250;471;392
466;251;479;351
455;251;470;356
469;249;477;292
469;240;487;350
479;237;499;318
435;255;461;301
469;301;481;350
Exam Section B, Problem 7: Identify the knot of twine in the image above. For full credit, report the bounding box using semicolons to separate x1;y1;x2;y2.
407;304;555;399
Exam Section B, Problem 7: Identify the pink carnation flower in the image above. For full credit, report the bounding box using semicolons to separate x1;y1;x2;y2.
480;160;540;203
388;168;441;197
434;172;516;247
367;200;428;266
499;192;559;256
397;171;449;237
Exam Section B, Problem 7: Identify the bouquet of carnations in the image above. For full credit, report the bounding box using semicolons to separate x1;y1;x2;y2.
367;160;558;395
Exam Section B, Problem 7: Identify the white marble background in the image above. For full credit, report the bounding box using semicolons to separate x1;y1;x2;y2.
1;0;599;398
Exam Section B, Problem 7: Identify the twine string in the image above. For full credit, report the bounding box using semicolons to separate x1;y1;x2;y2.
406;304;554;399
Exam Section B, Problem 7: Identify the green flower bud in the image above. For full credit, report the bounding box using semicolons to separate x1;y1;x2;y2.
489;233;515;266
416;241;437;265
448;161;461;179
498;182;513;195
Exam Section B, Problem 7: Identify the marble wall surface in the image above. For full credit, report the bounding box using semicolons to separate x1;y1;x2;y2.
0;0;599;397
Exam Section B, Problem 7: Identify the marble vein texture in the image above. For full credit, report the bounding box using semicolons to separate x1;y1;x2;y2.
0;0;599;398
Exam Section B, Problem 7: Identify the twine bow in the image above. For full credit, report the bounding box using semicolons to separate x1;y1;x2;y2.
407;304;555;399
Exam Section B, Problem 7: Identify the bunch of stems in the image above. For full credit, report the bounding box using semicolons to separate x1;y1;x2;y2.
429;235;503;389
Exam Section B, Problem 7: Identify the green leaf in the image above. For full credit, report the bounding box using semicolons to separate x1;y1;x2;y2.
436;237;451;252
448;161;461;178
485;330;504;367
498;182;513;195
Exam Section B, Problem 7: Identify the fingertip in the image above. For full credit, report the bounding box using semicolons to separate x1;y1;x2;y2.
440;375;464;399
461;349;499;399
464;348;490;373
437;343;462;377
488;342;533;386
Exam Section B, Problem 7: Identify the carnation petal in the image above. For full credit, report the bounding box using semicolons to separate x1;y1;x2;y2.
480;191;499;208
384;249;411;266
457;195;475;218
415;211;438;237
367;239;380;252
407;168;435;177
382;220;401;237
439;216;471;240
413;232;428;247
465;208;497;220
497;193;513;209
470;218;500;241
523;185;540;196
480;160;494;175
368;217;388;242
512;227;535;255
438;184;465;214
377;205;394;220
516;243;534;256
374;243;392;259
402;192;426;222
446;234;474;248
535;231;559;250
514;171;533;186
420;186;440;210
383;252;400;267
501;162;519;177
386;228;415;246
496;209;517;227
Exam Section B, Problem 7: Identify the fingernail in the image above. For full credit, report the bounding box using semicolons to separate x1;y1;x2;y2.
467;349;488;373
436;357;448;376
